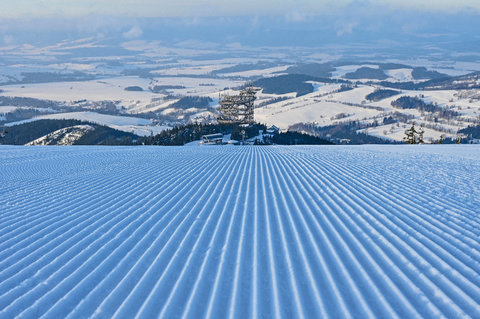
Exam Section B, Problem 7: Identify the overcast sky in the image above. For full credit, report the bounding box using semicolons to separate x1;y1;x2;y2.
2;0;479;18
1;0;479;57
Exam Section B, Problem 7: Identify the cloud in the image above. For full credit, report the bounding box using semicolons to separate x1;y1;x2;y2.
1;1;480;19
286;11;309;23
3;35;15;45
251;16;259;28
174;39;220;49
122;25;143;39
226;42;243;49
122;40;160;52
335;22;358;36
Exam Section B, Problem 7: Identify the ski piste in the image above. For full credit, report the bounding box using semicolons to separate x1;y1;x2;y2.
0;145;479;318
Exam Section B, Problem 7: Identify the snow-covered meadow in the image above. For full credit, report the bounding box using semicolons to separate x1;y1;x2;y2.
5;111;170;137
0;145;479;318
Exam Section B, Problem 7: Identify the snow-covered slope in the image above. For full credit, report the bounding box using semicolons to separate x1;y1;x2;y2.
6;111;169;137
0;145;479;318
255;85;381;129
255;83;480;142
2;69;479;142
26;125;94;145
0;76;241;115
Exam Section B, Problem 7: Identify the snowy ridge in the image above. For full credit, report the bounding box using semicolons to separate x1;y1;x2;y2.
6;111;170;137
26;125;94;145
0;145;479;318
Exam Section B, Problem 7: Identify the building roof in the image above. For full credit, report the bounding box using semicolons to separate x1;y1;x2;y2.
202;133;223;139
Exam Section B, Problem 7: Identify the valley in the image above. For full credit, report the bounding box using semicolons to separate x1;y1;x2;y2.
1;39;480;145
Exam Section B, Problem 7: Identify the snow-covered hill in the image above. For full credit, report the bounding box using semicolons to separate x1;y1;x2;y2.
6;111;170;137
0;145;479;318
255;84;480;142
26;125;94;145
1;57;480;143
0;76;240;117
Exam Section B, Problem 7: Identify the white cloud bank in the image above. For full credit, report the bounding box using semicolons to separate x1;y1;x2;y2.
1;0;479;18
123;25;143;39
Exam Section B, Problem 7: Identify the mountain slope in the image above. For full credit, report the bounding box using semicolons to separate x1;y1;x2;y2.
0;119;139;145
26;125;95;145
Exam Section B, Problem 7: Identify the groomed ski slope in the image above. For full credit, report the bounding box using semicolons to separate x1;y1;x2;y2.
0;145;479;318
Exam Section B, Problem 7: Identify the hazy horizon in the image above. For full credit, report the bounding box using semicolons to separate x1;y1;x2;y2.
1;1;479;63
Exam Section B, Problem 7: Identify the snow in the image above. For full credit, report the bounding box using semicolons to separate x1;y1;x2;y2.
0;106;20;114
219;65;290;78
148;77;242;97
255;85;382;129
331;64;379;78
0;76;243;114
385;68;414;82
306;81;324;92
0;145;479;318
188;110;218;124
358;124;451;143
47;63;96;72
26;125;95;146
256;100;380;129
0;75;12;83
330;85;376;104
0;106;56;115
5;111;170;137
6;111;147;126
184;140;202;146
265;85;480;142
151;64;229;76
0;77;154;107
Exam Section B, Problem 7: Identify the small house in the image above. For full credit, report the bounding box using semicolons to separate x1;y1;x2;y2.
202;133;223;145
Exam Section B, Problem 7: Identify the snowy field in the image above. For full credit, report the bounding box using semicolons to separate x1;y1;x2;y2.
5;111;170;137
254;84;480;142
0;76;241;114
0;145;479;318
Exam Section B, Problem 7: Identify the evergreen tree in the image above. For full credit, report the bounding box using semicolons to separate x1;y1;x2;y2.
403;124;427;144
403;124;418;144
418;127;424;144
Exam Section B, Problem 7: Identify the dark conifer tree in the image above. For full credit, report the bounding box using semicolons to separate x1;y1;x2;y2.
403;124;418;144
